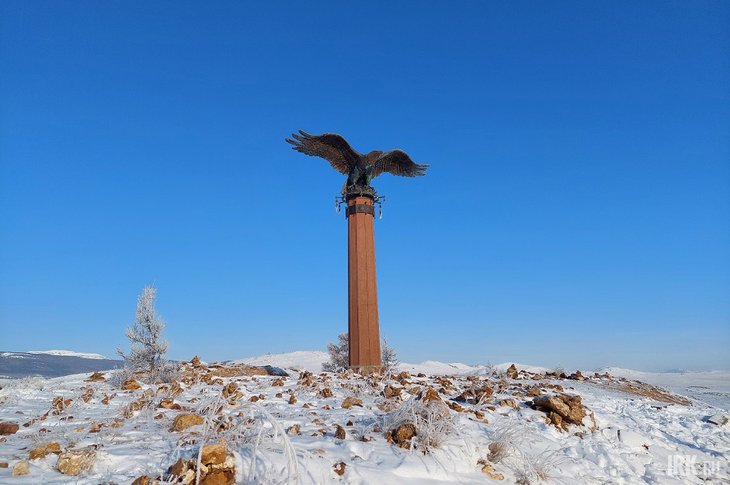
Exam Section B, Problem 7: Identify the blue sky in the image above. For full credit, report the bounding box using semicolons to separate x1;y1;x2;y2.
1;1;728;371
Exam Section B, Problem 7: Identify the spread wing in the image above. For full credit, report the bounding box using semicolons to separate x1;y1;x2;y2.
372;149;429;177
285;130;359;174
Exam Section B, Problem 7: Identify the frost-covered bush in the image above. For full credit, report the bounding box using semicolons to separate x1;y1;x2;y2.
322;332;349;372
487;423;524;463
384;396;458;451
513;450;567;484
117;286;177;383
381;338;399;372
322;332;400;373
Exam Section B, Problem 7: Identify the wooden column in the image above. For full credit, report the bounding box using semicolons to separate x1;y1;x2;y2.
346;194;381;373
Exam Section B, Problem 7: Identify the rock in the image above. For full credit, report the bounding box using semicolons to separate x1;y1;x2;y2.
0;422;19;435
201;470;234;485
333;461;346;476
262;365;289;377
568;370;585;381
209;365;268;377
288;394;297;405
272;378;285;386
57;448;96;475
29;442;61;459
707;414;729;426
12;461;29;476
168;458;188;477
85;371;106;382
527;386;541;397
318;387;333;398
167;444;235;485
286;424;301;435
201;441;227;466
498;399;518;409
334;424;346;439
383;385;402;399
222;383;238;398
131;476;151;485
170;413;204;431
448;401;465;412
51;396;72;414
478;460;504;480
121;378;141;390
387;423;416;449
341;397;363;409
418;388;442;402
190;355;202;366
0;462;7;468
506;364;518;379
159;398;182;410
533;394;587;429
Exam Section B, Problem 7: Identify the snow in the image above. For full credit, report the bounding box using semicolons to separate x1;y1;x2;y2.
26;350;109;360
0;351;727;484
233;350;329;373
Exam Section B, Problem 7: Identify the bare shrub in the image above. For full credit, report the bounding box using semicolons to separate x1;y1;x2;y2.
384;396;458;451
323;333;399;373
168;392;299;484
322;333;349;372
513;449;567;484
487;423;525;464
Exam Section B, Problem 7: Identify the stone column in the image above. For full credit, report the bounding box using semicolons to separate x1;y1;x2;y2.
346;193;381;373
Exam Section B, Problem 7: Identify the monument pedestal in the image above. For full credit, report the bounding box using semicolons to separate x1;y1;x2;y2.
345;192;381;373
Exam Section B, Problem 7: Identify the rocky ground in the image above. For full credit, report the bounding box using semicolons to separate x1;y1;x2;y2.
0;353;728;484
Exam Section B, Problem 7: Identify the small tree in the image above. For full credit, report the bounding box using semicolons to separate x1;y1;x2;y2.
322;332;349;372
381;338;399;372
322;333;400;373
117;286;170;380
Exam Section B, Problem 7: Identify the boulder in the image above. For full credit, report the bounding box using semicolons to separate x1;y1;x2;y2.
121;378;141;391
333;461;346;476
29;442;61;460
533;394;587;430
0;422;19;435
57;448;96;476
201;441;227;466
170;413;204;431
418;388;442;402
12;461;29;476
85;372;106;382
341;397;363;409
386;423;416;449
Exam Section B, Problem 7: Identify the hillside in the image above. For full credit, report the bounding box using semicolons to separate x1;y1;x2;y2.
0;351;727;484
0;351;122;379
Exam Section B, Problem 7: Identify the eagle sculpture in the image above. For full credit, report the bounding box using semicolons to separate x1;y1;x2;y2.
286;131;428;192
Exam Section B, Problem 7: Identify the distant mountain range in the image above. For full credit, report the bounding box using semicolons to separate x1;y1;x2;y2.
0;350;122;378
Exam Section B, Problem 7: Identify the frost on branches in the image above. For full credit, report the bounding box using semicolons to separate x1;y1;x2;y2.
381;338;399;372
322;333;349;372
117;286;176;383
322;332;399;372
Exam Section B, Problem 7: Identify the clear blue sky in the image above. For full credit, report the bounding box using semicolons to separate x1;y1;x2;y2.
1;1;728;371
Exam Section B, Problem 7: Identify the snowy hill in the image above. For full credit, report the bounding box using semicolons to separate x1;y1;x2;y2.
27;350;108;360
0;351;728;483
237;351;730;410
0;351;121;378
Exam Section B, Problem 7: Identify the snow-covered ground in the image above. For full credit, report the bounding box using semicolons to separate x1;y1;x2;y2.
0;351;727;484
